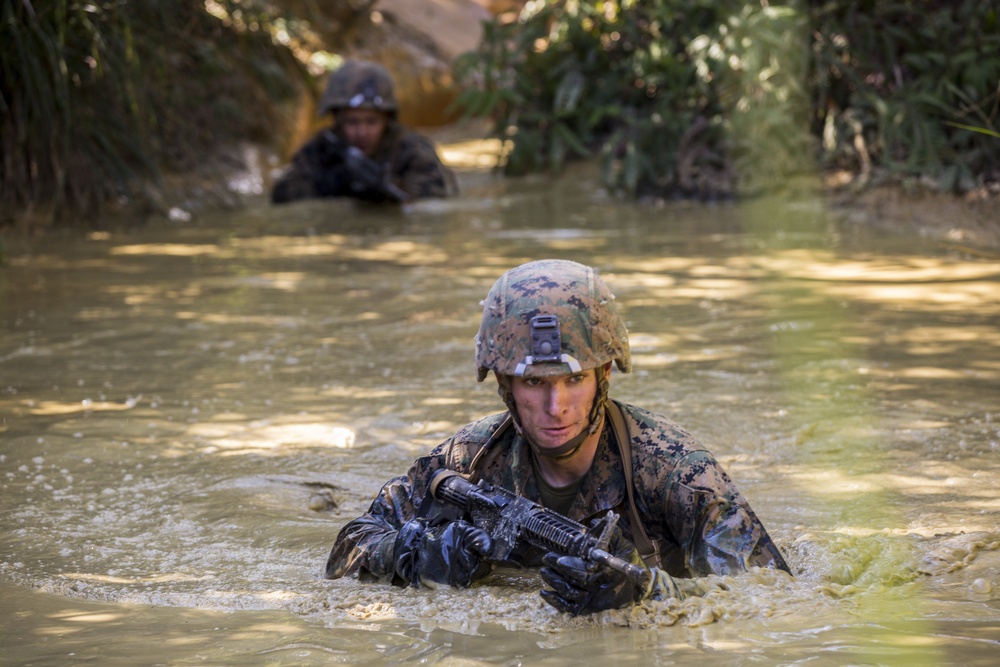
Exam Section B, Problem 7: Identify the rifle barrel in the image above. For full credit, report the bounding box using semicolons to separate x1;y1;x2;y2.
589;548;652;586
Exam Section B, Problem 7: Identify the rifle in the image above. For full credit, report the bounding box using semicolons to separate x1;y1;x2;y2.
320;130;409;203
428;469;651;588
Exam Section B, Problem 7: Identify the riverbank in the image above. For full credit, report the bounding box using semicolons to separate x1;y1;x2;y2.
2;117;996;262
2;0;996;255
827;183;1000;256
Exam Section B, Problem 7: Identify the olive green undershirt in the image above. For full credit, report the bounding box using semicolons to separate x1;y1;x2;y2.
532;456;584;517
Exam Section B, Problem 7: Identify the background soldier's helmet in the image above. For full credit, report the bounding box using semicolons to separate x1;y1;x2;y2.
475;259;631;381
318;60;398;117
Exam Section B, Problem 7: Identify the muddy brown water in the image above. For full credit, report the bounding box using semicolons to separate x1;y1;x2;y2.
1;161;998;665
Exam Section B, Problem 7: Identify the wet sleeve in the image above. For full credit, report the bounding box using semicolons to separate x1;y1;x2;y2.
324;446;449;582
323;474;415;582
394;135;455;199
271;163;318;203
271;135;353;203
664;450;790;576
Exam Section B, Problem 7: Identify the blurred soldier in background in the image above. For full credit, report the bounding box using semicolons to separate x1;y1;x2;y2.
271;59;455;204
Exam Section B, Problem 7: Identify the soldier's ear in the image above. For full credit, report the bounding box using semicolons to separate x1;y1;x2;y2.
601;362;612;381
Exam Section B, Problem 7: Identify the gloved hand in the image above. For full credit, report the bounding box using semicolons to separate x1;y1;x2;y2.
539;521;679;615
318;130;406;202
391;519;428;586
416;520;493;588
391;519;493;588
343;146;408;203
343;146;387;195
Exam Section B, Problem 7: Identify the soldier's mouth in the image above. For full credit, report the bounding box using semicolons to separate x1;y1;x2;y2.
540;423;578;440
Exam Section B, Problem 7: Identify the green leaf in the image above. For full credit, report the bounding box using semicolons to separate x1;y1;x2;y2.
553;121;590;158
944;121;1000;140
553;69;585;116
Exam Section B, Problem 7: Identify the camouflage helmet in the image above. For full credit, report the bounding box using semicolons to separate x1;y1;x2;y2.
318;60;398;117
475;259;631;382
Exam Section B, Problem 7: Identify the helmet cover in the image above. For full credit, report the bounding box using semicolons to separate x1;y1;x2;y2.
475;259;631;382
318;60;398;116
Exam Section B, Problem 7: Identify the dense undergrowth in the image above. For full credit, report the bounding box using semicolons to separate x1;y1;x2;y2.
1;0;997;228
452;0;1000;200
0;0;316;225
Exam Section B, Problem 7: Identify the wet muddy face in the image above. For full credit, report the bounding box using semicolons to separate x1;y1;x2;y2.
509;370;598;453
0;172;998;663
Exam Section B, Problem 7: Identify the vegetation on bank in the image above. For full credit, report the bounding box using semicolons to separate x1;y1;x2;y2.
0;0;316;225
453;0;1000;199
1;0;997;228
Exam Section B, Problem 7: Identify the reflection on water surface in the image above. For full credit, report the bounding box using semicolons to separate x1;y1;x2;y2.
1;164;998;665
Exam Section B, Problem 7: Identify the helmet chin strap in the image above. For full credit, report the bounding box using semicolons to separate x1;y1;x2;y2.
529;409;604;460
497;371;610;461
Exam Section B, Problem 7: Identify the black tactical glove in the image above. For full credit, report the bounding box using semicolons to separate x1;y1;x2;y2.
391;519;493;588
416;520;493;588
540;521;679;616
391;519;428;585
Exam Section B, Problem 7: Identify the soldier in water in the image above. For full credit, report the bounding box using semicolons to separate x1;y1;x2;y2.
271;59;455;204
325;259;790;616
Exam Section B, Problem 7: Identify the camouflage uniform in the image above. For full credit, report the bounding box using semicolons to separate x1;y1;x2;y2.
271;60;455;204
325;401;789;582
325;259;789;596
271;123;455;203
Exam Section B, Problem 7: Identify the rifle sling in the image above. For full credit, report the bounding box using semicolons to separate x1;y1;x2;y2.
607;400;660;568
467;414;514;484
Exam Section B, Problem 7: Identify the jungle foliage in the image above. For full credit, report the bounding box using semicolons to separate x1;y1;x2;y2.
452;0;1000;199
0;0;307;223
3;1;997;224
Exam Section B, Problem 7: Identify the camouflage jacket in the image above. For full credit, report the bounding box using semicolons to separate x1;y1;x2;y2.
325;399;789;582
271;121;455;204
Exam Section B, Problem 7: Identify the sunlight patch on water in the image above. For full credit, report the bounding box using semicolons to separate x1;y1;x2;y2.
111;243;221;257
753;252;1000;282
24;399;135;416
186;421;357;453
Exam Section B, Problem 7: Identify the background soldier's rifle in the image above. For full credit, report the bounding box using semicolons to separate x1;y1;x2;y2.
320;130;408;203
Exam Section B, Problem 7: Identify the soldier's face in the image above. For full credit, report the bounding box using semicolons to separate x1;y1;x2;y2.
508;367;604;452
339;109;389;157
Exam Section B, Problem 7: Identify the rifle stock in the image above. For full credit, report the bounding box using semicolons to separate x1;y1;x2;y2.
429;469;651;587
